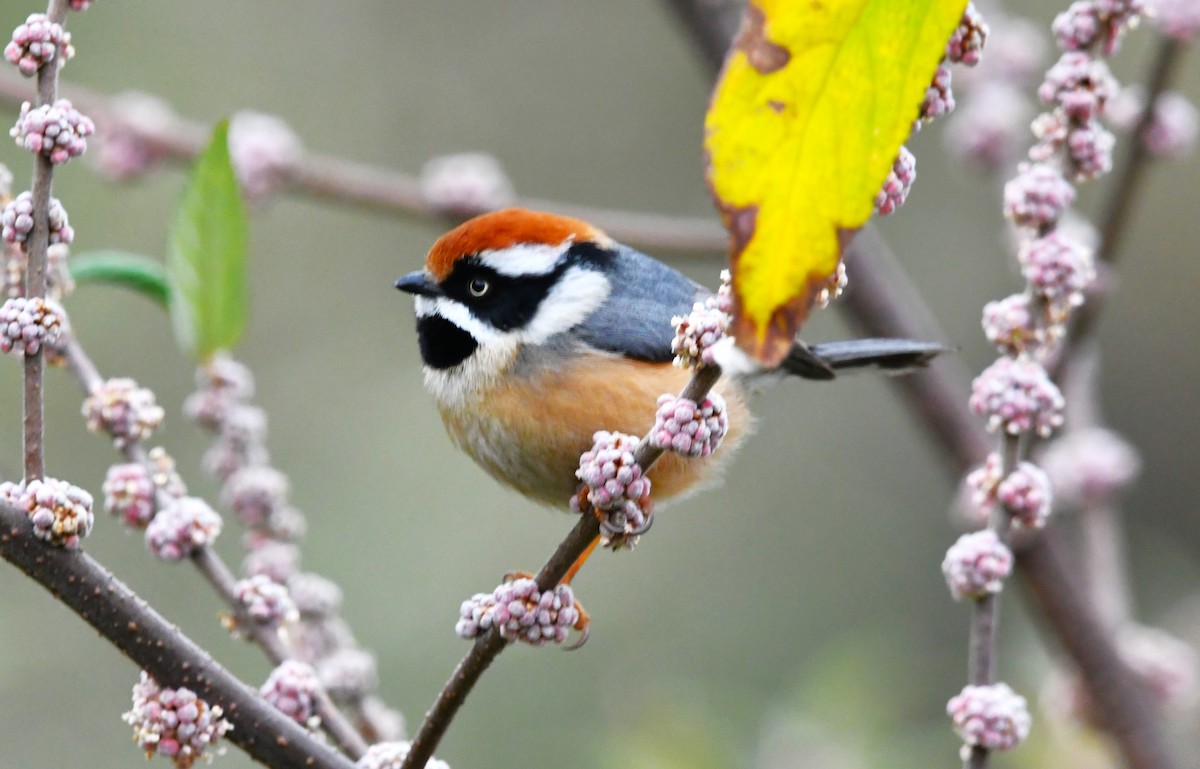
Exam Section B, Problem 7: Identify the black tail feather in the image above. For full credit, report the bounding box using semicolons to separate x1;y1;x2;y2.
781;339;945;380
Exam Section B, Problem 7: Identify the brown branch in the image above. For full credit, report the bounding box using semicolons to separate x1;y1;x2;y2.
0;72;728;255
659;0;743;77
840;226;991;471
1059;37;1186;369
0;496;358;769
400;364;723;769
20;0;68;482
1016;528;1174;769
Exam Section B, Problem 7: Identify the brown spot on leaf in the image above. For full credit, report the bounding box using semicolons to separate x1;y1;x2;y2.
735;3;791;74
767;99;786;113
732;279;821;368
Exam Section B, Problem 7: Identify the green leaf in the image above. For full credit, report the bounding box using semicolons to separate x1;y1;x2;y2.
70;250;171;308
165;119;248;361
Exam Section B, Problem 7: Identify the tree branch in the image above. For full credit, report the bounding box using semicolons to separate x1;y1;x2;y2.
0;496;358;769
400;365;723;769
0;72;728;255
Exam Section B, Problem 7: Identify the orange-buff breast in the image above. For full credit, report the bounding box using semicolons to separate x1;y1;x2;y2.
439;356;751;508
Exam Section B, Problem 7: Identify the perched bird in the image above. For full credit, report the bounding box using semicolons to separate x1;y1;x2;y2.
395;208;941;510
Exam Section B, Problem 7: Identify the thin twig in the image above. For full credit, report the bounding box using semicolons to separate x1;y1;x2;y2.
59;332;370;759
0;496;358;769
20;0;68;482
400;365;723;769
192;548;369;759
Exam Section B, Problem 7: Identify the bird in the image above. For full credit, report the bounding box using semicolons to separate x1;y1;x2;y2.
395;208;942;515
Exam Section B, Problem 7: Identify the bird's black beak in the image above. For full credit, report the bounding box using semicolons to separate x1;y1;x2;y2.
395;271;442;298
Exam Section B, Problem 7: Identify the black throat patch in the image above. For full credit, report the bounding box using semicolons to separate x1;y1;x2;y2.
416;314;479;369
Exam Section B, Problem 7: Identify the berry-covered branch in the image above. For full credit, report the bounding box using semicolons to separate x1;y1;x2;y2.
400;349;726;769
0;494;359;769
55;331;376;759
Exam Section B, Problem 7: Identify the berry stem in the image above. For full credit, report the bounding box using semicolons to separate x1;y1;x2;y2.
400;364;723;769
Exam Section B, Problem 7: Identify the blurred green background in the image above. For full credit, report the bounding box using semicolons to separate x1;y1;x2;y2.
1;1;1199;768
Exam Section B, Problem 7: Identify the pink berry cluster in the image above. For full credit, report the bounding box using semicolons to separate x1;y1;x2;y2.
10;99;94;165
1052;0;1145;55
101;449;187;531
1147;0;1200;39
969;356;1065;438
144;496;223;562
873;145;916;217
670;269;734;368
102;462;158;528
963;453;1053;529
2;190;74;247
456;576;581;646
947;683;1032;756
942;530;1014;600
1039;427;1140;508
4;14;72;78
997;461;1053;530
221;465;293;531
1018;231;1096;312
671;302;729;369
234;573;298;628
184;356;270;481
947;3;989;66
1003;162;1076;231
574;430;653;546
420;152;515;215
95;91;175;182
82;377;165;448
356;741;452;769
0;295;65;356
123;671;232;769
1;476;93;548
260;660;321;729
944;9;1046;172
227;111;303;203
649;393;728;458
981;294;1043;355
315;648;379;703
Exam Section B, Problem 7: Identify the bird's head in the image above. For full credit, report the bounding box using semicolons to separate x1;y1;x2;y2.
396;208;617;374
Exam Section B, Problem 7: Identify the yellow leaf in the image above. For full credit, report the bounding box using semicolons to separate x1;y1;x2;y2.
704;0;967;365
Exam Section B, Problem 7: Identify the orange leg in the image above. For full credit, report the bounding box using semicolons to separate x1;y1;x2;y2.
563;534;601;585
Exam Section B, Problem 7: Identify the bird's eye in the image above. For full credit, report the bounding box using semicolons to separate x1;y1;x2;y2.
468;278;490;297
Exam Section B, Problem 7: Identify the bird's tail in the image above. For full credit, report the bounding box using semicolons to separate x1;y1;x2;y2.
781;339;946;380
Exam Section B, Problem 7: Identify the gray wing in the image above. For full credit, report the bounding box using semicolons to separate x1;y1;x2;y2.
573;244;709;362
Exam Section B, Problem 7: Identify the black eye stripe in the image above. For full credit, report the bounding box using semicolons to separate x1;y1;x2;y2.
437;245;612;334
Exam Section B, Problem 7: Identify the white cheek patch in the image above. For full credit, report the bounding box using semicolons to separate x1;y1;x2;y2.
414;295;502;346
478;242;570;276
519;266;611;345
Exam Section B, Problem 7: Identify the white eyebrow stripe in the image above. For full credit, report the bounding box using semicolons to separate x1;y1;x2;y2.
518;266;610;345
414;295;502;345
477;241;571;276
